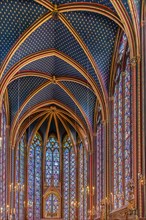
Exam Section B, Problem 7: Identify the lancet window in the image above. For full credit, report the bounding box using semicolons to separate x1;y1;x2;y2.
0;103;7;219
63;135;76;220
45;135;60;187
96;118;104;217
113;33;132;209
15;135;26;220
27;133;42;220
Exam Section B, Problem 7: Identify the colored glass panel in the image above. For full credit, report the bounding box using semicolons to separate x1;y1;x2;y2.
15;136;25;220
46;136;60;187
113;33;132;210
45;194;59;217
96;123;104;215
27;133;42;220
63;136;76;220
0;104;7;219
124;57;132;203
79;143;84;219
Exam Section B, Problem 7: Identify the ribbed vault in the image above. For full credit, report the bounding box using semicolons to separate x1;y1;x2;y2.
1;0;140;152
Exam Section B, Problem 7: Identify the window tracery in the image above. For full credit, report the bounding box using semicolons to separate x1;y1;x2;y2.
15;129;87;219
15;135;25;220
45;193;60;218
45;135;60;187
0;103;7;219
96;121;104;216
113;33;132;209
27;133;42;220
63;135;76;220
78;142;88;220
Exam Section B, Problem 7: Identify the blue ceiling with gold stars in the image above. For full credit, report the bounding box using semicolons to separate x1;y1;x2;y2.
2;0;141;136
1;0;48;64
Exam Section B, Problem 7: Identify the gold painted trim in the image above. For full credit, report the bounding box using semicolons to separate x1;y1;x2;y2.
59;13;108;103
110;0;136;58
53;112;61;148
1;49;106;122
128;0;140;55
58;81;93;149
0;12;53;78
57;114;76;149
58;112;87;152
15;110;49;147
10;81;52;143
11;101;89;149
109;28;121;96
10;71;94;93
27;113;50;148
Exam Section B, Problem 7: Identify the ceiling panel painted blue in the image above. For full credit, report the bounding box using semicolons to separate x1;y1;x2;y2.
39;117;67;141
51;0;115;11
20;84;87;127
22;56;87;81
62;81;96;126
4;18;100;91
4;18;55;75
1;0;48;64
64;11;118;90
39;118;50;139
8;76;48;123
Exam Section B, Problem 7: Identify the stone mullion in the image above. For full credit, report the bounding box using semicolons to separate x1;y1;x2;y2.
87;152;90;219
137;56;143;217
117;72;123;208
83;146;85;220
0;111;3;219
109;97;114;212
11;148;15;219
141;1;146;216
59;140;62;218
69;149;71;220
89;152;93;220
61;143;63;219
75;144;79;220
6;125;11;218
33;146;35;220
116;81;120;208
130;58;139;216
26;144;29;219
42;139;46;218
93;132;97;217
122;71;126;206
24;135;27;220
18;144;20;219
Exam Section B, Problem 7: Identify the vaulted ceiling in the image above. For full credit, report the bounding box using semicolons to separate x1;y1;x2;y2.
1;0;141;149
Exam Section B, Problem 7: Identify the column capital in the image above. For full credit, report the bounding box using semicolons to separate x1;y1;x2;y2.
130;56;140;66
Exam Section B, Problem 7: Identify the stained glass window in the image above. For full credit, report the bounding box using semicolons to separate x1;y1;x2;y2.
27;133;42;220
78;142;88;220
45;135;60;187
0;103;7;219
96;122;104;216
83;146;88;220
24;130;87;219
79;143;84;219
124;56;132;202
113;32;132;209
15;135;25;220
45;193;59;218
63;136;76;220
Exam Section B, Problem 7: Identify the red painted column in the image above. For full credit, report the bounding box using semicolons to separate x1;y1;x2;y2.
89;153;93;220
